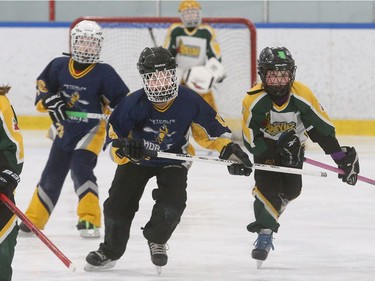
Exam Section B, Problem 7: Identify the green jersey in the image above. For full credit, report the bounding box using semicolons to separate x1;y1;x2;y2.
0;94;23;243
164;22;222;76
242;81;339;156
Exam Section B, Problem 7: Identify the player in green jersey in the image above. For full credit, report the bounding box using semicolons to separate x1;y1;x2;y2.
242;46;359;265
0;85;24;281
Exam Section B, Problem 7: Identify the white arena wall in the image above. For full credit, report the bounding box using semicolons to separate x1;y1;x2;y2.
1;23;374;135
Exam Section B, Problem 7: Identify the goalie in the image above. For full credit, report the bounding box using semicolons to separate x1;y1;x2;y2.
164;0;225;112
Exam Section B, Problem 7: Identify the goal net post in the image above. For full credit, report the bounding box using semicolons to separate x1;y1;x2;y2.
70;17;257;139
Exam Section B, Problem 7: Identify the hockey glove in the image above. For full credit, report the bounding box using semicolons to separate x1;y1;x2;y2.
333;146;359;186
0;169;20;196
277;130;304;168
219;142;253;176
112;138;145;162
42;92;67;124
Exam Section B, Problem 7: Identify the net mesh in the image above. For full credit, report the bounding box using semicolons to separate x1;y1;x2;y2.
71;17;257;139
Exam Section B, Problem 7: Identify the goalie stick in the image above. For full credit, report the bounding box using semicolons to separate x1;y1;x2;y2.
0;193;76;271
66;111;109;120
146;150;327;177
304;157;375;186
148;27;158;47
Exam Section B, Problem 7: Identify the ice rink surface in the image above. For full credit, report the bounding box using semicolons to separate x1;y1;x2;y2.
11;131;375;281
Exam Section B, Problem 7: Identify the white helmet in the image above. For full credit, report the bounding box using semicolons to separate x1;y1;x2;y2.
70;20;103;64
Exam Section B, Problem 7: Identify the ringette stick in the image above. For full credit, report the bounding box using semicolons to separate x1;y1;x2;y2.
304;157;375;185
66;111;109;120
146;150;327;177
0;193;76;271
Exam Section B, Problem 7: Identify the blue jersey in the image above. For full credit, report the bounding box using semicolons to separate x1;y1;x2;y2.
107;85;232;166
35;56;129;152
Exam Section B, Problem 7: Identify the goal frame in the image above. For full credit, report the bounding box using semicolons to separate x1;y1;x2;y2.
70;16;257;86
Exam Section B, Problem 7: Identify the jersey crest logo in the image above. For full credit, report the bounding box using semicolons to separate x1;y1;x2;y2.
144;125;176;145
263;113;296;136
265;121;296;136
61;91;89;109
177;39;200;58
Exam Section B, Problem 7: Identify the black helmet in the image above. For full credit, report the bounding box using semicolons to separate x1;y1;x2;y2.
137;46;178;103
257;46;296;97
137;46;177;74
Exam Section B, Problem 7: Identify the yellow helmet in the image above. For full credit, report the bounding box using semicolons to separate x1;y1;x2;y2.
178;0;202;28
178;0;201;12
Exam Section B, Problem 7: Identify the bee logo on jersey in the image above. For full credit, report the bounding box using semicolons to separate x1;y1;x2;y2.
144;125;176;145
61;91;89;109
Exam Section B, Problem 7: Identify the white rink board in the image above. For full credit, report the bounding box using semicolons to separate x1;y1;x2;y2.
0;26;374;121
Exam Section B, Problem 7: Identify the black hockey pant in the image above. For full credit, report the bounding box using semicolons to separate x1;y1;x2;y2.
247;155;302;233
100;162;188;260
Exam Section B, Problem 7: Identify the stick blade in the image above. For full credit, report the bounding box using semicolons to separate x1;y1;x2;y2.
69;263;77;272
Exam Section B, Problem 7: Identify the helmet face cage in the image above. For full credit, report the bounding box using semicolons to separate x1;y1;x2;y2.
180;8;202;28
141;69;178;103
179;1;202;28
257;47;296;97
71;20;103;64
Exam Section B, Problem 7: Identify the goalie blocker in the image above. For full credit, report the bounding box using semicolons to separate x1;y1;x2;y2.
183;57;225;94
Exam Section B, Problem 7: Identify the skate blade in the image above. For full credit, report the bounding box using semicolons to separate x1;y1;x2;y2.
84;260;116;272
79;228;101;239
156;266;162;275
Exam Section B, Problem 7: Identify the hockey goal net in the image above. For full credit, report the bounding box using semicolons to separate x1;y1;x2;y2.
70;17;257;139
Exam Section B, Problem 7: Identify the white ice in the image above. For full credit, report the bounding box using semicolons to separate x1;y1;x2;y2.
11;131;375;281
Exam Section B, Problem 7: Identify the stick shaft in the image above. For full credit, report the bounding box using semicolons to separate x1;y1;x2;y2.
149;151;326;177
148;27;158;47
304;157;375;185
0;193;76;271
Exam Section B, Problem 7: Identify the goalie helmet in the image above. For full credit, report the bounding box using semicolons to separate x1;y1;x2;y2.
257;46;296;97
70;20;103;64
137;46;178;103
178;0;202;28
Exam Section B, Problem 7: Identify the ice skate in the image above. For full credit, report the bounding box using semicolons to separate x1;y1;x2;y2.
251;229;274;268
147;240;168;274
76;220;100;238
18;222;35;237
84;250;117;271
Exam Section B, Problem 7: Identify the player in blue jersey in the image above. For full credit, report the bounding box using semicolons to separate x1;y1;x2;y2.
84;46;252;271
19;20;130;238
